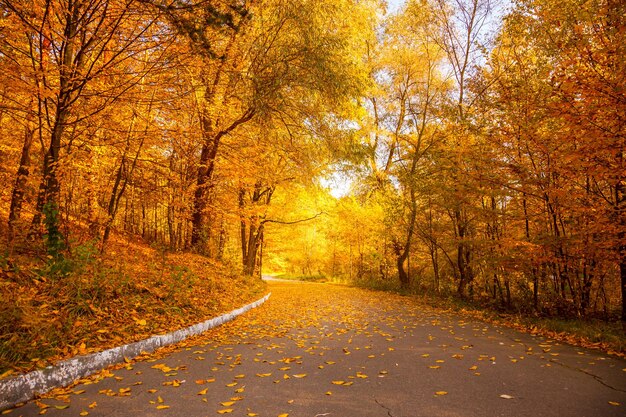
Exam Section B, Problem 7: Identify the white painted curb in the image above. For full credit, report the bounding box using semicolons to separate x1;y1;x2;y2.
0;292;271;410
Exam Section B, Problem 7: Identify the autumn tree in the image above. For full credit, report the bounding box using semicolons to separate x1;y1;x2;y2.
149;0;375;256
1;0;165;256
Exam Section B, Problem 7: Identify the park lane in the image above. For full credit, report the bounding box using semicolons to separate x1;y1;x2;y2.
10;280;626;417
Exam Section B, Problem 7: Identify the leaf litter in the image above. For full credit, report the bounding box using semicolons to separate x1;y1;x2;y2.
8;280;625;416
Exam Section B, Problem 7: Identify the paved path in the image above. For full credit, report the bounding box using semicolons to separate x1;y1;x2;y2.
10;281;626;417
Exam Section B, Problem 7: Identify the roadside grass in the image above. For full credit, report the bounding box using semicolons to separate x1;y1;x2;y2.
0;234;266;378
339;277;626;356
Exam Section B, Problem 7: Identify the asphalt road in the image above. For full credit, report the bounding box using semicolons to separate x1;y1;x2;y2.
9;280;626;417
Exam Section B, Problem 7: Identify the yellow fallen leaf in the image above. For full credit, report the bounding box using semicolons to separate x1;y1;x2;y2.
332;381;345;385
421;354;430;358
198;388;208;395
608;401;620;406
247;414;258;417
435;360;445;363
256;373;272;377
293;374;307;378
429;366;440;369
226;382;238;387
217;409;233;414
54;405;70;410
356;373;367;378
73;389;86;395
469;366;478;371
88;402;97;409
157;396;164;404
235;374;245;378
230;397;243;401
221;402;235;407
435;391;448;396
325;391;332;395
156;405;170;410
79;412;89;416
195;379;206;385
136;319;147;326
278;414;289;417
235;387;245;393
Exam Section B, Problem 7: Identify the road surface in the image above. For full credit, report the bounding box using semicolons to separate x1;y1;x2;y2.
9;280;626;417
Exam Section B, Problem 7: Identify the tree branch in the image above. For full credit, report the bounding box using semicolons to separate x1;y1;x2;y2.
262;211;326;225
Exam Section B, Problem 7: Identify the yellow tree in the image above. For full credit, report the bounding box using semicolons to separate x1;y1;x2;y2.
359;0;449;288
152;0;376;254
1;0;164;256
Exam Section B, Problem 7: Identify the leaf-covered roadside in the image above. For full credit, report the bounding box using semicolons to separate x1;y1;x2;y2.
7;280;625;417
0;237;266;377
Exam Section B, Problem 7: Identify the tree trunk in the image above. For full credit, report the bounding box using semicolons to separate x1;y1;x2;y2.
8;115;36;241
191;122;220;252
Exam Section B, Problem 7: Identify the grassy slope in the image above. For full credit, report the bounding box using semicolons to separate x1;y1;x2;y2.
0;234;266;378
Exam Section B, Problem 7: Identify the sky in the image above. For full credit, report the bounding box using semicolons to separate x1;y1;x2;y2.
386;0;406;14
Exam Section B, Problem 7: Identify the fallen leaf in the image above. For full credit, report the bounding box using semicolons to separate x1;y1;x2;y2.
435;391;448;396
500;395;514;399
277;414;289;417
332;381;345;385
221;402;235;407
293;374;307;378
217;410;233;414
198;388;208;395
608;401;620;406
156;405;170;410
54;405;70;410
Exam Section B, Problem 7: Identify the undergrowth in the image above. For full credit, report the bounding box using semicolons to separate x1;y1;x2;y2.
0;238;266;377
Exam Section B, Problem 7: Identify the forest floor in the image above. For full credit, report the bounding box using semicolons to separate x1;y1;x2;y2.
7;280;626;417
0;230;266;378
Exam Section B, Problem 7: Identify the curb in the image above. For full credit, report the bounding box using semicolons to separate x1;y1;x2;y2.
0;292;271;411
